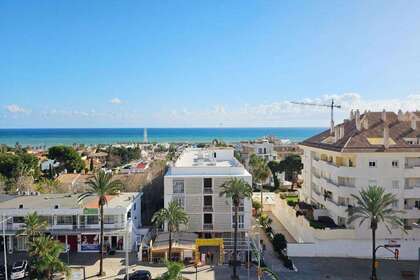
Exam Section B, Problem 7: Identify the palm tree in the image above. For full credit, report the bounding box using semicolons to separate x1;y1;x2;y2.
249;240;280;280
30;235;70;279
78;171;123;276
18;212;48;243
249;155;271;212
159;261;184;280
220;178;253;280
152;201;189;260
346;186;405;280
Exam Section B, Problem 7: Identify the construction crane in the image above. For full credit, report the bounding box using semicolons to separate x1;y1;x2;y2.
291;99;342;134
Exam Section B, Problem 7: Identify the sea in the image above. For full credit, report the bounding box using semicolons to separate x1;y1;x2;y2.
0;128;325;147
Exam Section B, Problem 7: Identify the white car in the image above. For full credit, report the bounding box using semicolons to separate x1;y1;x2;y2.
10;261;28;280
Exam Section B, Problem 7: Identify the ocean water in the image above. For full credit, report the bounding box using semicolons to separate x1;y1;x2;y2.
0;127;325;147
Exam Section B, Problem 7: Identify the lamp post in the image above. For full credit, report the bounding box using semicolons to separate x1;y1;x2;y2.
125;220;130;280
1;216;13;280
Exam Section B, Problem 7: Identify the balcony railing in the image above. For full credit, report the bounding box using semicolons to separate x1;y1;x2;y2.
232;206;244;212
203;206;213;212
203;224;213;230
203;188;213;194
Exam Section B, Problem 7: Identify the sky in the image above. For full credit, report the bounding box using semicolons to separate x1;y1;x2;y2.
1;1;420;128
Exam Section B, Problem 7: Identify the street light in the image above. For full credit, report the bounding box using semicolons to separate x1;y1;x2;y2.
1;216;13;280
125;219;130;280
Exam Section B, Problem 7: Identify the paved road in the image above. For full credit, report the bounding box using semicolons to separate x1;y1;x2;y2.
1;252;417;279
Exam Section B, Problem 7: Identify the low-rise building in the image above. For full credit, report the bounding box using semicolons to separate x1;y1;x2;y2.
163;148;252;264
0;192;143;254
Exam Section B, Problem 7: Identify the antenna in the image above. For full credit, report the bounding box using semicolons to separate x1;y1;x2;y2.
291;99;342;134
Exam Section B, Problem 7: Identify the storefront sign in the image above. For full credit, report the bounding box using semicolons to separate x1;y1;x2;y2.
81;244;100;251
83;208;98;215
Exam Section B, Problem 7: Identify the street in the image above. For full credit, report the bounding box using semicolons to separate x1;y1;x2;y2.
0;252;417;280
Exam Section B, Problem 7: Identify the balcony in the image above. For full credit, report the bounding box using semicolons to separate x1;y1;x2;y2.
232;206;244;212
203;224;213;230
203;188;213;194
203;206;213;212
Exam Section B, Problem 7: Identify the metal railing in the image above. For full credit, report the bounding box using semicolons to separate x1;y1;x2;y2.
203;188;213;194
203;206;213;212
203;224;213;230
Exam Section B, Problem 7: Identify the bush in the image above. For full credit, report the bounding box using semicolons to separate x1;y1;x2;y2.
252;200;262;210
287;200;298;207
283;257;294;270
309;220;326;229
272;233;287;254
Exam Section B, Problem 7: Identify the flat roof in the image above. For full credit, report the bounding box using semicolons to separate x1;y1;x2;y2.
175;148;240;168
0;192;139;210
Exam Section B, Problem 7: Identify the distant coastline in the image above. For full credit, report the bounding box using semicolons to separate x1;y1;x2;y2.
0;127;325;147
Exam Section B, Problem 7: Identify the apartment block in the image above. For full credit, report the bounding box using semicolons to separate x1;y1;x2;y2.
164;148;252;262
0;192;143;253
299;110;420;239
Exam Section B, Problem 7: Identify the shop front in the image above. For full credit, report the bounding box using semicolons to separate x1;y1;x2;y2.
79;233;127;253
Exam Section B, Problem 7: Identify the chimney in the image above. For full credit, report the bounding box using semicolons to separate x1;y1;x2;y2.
381;109;386;122
334;126;340;142
355;110;361;131
363;117;369;130
339;125;345;139
411;116;417;130
383;124;390;149
350;110;355;120
398;109;404;121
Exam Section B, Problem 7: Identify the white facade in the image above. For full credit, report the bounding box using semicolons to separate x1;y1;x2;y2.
300;146;420;239
164;148;252;239
0;192;143;253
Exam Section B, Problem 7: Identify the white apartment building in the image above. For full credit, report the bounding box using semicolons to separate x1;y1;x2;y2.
299;109;420;242
240;139;277;166
0;192;143;254
164;148;252;263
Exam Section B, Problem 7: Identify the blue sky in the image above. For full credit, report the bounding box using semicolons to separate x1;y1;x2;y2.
1;1;420;128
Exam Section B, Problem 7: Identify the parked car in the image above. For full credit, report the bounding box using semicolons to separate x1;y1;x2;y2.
10;261;29;280
125;270;152;280
0;265;11;280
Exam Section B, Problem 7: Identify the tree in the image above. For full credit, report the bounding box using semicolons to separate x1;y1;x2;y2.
249;240;280;280
89;158;94;172
279;155;303;190
48;146;85;173
78;171;123;276
346;186;405;280
34;178;60;193
219;178;253;280
30;235;70;279
159;261;184;280
152;201;189;260
249;155;271;212
18;212;48;243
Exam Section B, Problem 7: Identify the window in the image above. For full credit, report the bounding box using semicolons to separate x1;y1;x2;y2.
368;180;378;187
203;195;212;207
56;216;73;225
232;215;244;229
172;196;185;208
203;178;212;190
392;160;399;168
392;180;400;189
13;217;25;223
103;215;116;224
173;180;184;193
203;213;212;224
86;215;99;225
369;161;377;168
392;201;399;209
